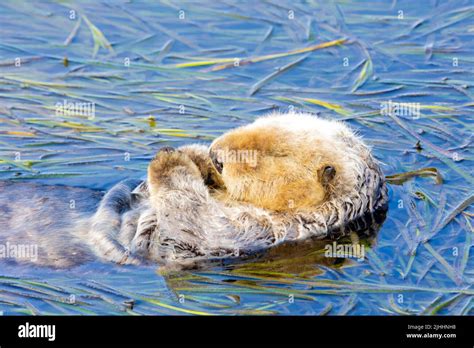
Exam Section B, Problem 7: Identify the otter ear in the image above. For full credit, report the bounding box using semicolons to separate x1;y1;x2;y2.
321;166;336;185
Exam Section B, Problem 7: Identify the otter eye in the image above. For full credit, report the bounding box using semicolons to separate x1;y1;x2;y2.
210;150;223;174
322;165;336;185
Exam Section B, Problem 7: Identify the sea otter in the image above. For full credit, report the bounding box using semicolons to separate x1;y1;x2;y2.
0;112;388;267
128;112;388;266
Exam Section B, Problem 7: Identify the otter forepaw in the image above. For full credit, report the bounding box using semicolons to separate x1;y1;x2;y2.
179;144;224;189
148;148;202;193
130;208;159;258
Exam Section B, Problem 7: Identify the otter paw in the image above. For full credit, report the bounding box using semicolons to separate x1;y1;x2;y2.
130;234;150;258
148;148;202;192
179;145;224;189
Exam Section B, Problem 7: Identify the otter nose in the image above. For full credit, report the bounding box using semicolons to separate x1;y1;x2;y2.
210;148;223;174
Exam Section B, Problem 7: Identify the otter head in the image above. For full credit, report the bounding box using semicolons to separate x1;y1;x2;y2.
209;112;362;212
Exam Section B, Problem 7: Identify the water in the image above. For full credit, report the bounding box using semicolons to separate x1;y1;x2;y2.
0;0;472;315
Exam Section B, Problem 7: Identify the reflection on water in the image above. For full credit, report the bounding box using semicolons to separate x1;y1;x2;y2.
160;206;388;314
196;205;388;274
0;199;388;315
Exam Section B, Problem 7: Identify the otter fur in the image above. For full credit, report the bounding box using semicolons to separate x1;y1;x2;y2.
130;112;388;266
0;112;388;268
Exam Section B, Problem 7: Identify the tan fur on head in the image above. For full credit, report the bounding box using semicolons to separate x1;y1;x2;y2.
131;111;386;266
126;112;388;266
209;112;368;212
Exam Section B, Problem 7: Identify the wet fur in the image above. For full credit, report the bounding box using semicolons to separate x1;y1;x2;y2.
0;179;144;267
0;112;388;268
134;112;388;266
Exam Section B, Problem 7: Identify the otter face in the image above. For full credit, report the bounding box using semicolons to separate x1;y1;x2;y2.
208;113;354;212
